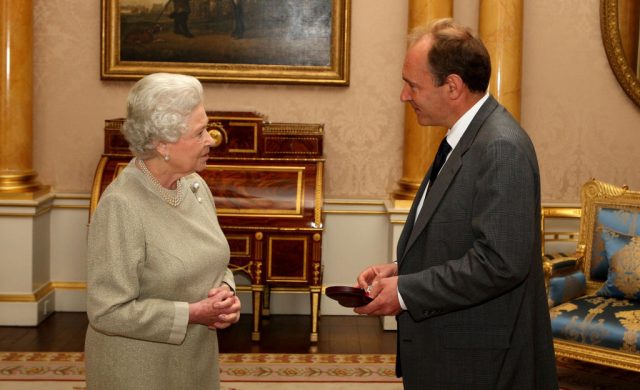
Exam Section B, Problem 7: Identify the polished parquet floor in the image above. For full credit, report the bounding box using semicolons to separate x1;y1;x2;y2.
0;312;397;354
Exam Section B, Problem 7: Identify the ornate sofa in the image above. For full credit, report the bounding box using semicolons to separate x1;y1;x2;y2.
544;179;640;372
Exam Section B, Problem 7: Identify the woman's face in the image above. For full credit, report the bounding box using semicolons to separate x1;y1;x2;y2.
165;104;213;175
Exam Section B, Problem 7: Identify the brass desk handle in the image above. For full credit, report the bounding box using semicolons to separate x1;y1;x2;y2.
207;122;228;148
209;129;224;148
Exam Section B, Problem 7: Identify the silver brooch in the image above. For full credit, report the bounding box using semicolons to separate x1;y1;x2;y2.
191;182;202;203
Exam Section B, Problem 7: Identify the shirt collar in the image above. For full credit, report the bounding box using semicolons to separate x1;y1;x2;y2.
445;93;490;150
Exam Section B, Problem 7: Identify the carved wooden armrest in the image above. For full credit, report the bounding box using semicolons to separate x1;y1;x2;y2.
543;253;581;280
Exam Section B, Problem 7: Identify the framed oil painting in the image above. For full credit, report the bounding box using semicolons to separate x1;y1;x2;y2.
101;0;351;85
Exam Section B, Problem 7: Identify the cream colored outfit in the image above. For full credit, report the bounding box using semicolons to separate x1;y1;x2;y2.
85;160;235;390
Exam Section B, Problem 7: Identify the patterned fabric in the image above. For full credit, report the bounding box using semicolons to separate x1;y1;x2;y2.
548;270;586;308
550;295;640;352
596;229;640;300
591;208;640;281
544;253;585;307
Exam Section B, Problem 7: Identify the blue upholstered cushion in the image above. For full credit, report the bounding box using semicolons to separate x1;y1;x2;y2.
543;253;585;307
550;295;640;352
596;229;640;300
548;270;586;308
591;208;640;281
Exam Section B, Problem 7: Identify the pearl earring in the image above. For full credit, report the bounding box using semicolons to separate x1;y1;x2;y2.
163;154;170;161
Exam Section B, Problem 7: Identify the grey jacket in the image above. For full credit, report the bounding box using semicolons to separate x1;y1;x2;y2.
396;96;558;390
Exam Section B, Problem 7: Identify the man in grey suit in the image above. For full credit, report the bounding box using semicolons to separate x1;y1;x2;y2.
355;19;558;389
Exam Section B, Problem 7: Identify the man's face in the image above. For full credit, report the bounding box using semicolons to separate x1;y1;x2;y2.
400;37;449;127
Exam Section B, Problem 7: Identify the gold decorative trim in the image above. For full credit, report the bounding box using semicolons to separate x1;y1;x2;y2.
324;199;386;206
315;162;324;227
208;156;325;163
223;226;322;233
579;179;639;289
323;210;387;215
232;285;332;294
209;115;262;121
392;199;414;209
549;179;640;372
540;206;581;254
542;207;582;218
261;286;316;293
555;339;640;372
263;123;324;135
0;282;87;303
393;178;422;201
601;0;640;107
50;282;86;290
0;283;54;303
0;170;47;195
101;0;350;85
229;262;253;277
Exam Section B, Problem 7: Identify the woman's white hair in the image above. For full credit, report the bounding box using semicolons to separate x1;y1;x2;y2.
121;73;204;158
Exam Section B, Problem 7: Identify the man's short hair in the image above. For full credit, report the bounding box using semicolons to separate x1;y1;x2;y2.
409;19;491;93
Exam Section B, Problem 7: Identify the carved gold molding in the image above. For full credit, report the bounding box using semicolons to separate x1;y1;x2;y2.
601;0;640;107
555;339;640;372
0;282;85;303
579;178;640;294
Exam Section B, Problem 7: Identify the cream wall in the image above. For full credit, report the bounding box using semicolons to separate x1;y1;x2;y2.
522;0;640;201
32;0;407;198
32;0;640;203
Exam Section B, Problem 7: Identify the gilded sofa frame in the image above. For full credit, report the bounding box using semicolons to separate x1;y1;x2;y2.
548;179;640;372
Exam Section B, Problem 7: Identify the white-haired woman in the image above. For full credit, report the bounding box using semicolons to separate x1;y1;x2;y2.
85;73;240;390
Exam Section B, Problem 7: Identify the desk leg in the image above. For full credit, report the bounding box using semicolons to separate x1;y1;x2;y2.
261;285;271;317
309;286;321;343
251;285;264;342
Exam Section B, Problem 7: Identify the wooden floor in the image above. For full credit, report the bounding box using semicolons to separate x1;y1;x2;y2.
0;312;397;354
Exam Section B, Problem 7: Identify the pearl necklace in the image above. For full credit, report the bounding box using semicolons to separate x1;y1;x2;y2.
136;158;184;207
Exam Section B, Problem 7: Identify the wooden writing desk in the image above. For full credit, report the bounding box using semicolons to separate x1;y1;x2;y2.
90;111;325;342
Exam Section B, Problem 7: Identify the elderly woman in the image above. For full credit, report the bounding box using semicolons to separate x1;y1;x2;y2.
85;73;240;389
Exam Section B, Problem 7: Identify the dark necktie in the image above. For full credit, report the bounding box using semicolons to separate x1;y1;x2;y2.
412;136;452;225
427;137;452;189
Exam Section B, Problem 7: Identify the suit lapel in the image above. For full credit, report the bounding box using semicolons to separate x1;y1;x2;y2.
396;171;431;259
400;96;500;260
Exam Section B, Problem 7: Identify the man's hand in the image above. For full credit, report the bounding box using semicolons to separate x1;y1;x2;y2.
353;263;401;316
354;275;402;316
355;262;398;290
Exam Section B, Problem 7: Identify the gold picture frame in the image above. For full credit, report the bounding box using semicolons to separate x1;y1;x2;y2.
101;0;350;85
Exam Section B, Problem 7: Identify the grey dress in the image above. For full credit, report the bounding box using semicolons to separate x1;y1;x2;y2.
85;160;235;390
